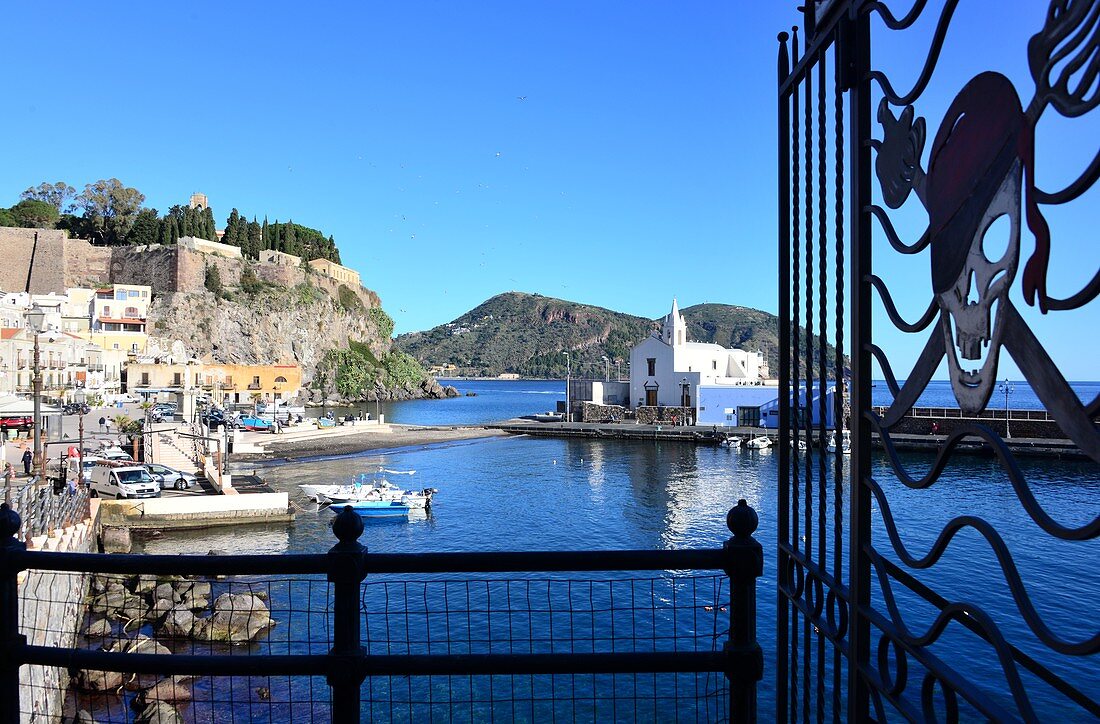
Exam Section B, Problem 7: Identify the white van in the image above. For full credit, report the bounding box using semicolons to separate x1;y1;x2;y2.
89;463;161;499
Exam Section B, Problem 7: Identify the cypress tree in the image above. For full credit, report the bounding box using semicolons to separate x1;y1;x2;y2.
247;218;262;258
168;216;180;244
203;207;216;240
225;209;241;248
285;220;297;255
261;217;269;250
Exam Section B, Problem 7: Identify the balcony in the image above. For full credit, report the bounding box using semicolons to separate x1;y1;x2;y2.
247;383;263;390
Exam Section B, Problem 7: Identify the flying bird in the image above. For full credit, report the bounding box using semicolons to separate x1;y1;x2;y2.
517;96;527;101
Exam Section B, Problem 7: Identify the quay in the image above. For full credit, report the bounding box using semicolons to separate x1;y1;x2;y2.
490;420;1090;459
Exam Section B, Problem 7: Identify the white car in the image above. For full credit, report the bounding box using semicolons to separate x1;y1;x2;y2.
89;464;161;499
145;463;198;490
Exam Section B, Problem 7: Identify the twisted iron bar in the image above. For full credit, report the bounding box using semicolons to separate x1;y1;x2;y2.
866;413;1100;541
866;476;1099;655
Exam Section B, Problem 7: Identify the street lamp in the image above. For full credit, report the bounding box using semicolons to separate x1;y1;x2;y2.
998;378;1014;439
26;303;46;482
601;355;609;382
562;351;571;422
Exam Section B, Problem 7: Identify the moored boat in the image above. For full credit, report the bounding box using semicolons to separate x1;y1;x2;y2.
744;435;772;449
826;430;851;454
332;500;411;518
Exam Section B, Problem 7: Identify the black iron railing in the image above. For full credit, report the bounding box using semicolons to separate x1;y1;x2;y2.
0;501;764;723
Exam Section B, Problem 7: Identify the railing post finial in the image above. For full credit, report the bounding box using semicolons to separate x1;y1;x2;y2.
332;505;364;548
724;500;763;723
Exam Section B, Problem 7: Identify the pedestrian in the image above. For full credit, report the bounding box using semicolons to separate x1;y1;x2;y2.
67;474;77;496
104;418;112;435
931;422;940;435
99;416;106;433
21;449;32;476
3;463;15;502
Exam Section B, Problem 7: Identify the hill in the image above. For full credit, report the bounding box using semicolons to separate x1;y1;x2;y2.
395;292;842;378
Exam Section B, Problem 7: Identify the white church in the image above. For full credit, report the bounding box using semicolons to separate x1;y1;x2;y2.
629;299;770;411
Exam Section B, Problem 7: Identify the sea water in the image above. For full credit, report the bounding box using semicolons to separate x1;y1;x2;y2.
137;379;1098;719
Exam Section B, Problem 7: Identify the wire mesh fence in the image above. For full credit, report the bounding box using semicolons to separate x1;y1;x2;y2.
15;571;734;722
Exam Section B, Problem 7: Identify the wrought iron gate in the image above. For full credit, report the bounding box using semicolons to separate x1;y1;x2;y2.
777;1;1099;721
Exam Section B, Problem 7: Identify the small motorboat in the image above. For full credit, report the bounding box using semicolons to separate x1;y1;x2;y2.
826;430;852;454
719;437;741;448
239;416;270;431
790;438;808;451
333;501;411;518
744;436;772;449
533;412;564;422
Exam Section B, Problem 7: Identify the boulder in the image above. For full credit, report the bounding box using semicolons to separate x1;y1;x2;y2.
153;582;180;605
151;597;176;617
113;635;172;657
134;700;183;724
158;608;197;638
72;709;101;724
142;675;193;703
132;575;159;595
73;667;124;693
84;618;112;639
194;593;275;643
89;589;129;616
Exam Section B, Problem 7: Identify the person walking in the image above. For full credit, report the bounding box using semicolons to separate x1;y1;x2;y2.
99;416;106;433
3;462;15;503
21;449;33;476
104;418;112;435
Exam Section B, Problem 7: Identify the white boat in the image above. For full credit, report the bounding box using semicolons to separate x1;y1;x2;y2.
719;437;741;448
304;479;436;509
790;438;808;451
533;412;564;422
826;430;852;455
744;436;772;449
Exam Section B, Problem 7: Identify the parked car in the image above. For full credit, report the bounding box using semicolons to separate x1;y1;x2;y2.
0;416;33;430
89;463;160;499
145;463;197;490
98;447;134;463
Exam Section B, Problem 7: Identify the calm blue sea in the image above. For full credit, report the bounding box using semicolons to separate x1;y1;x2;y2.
319;378;1100;427
132;379;1096;720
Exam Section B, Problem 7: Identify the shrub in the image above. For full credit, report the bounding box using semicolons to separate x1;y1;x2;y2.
240;266;265;294
368;308;394;339
337;284;365;313
204;265;223;295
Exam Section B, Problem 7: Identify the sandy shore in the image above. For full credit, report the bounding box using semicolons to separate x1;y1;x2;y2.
237;424;510;460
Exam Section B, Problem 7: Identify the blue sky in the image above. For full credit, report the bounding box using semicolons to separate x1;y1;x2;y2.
0;1;1095;379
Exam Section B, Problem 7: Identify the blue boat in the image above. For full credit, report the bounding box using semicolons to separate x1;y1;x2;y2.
334;501;411;518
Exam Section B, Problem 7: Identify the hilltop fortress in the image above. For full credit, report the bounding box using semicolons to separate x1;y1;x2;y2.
0;227;377;307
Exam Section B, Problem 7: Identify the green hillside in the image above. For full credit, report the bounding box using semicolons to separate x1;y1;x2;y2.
396;292;843;379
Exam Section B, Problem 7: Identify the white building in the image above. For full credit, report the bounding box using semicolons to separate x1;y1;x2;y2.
629;299;769;410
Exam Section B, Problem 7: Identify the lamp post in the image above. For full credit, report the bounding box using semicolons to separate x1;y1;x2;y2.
680;377;689;424
999;378;1014;439
26;304;46;482
562;351;571;422
601;355;609;382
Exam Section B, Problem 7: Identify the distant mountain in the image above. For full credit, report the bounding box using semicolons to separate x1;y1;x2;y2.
396;292;840;379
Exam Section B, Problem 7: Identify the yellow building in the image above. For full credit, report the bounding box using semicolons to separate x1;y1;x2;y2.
308;258;361;287
126;361;302;404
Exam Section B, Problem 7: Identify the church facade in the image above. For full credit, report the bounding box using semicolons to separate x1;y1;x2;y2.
628;300;768;410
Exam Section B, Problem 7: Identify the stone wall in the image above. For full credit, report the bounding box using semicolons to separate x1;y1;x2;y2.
889;408;1068;440
18;513;96;722
0;228;115;294
635;405;695;425
580;402;627;423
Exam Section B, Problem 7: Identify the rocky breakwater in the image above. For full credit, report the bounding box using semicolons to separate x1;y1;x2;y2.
73;572;276;722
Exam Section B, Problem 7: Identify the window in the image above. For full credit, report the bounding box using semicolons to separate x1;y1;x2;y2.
647;358;656;376
141;373;150;385
253;376;261;385
125;307;139;317
739;407;761;427
115;290;126;301
141;291;148;298
172;373;182;386
274;376;287;383
103;306;110;317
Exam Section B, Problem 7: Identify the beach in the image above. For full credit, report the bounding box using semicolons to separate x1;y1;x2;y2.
237;423;509;460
